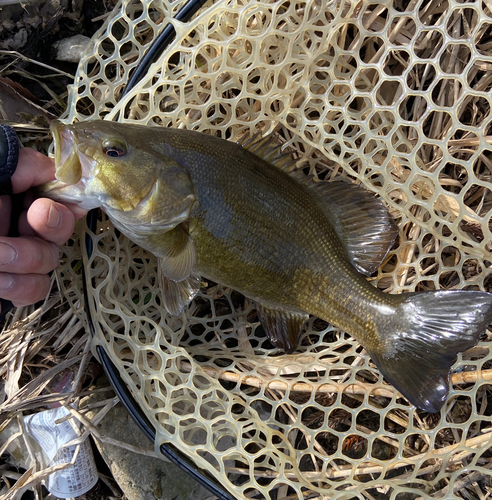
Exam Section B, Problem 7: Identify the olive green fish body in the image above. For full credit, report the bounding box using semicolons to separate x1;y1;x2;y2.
41;120;492;412
151;132;394;347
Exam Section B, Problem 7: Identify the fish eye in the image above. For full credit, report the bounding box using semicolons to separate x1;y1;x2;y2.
102;138;127;158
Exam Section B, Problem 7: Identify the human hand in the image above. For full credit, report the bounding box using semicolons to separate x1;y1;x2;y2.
0;141;87;317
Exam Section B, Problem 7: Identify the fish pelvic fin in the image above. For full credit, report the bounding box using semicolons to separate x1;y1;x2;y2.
256;303;308;353
371;290;492;412
158;266;201;316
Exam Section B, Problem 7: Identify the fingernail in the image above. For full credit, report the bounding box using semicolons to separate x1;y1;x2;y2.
0;273;14;290
46;204;61;229
0;242;16;265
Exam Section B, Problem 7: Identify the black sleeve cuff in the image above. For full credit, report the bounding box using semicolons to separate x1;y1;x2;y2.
0;124;19;196
0;125;19;321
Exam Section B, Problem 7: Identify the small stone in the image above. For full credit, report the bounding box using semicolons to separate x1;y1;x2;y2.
54;34;91;63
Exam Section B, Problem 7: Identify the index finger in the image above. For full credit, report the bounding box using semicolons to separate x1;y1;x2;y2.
12;148;56;194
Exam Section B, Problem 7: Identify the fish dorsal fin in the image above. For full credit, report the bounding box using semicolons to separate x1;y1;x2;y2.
156;223;196;282
158;267;201;316
239;134;397;275
256;303;308;353
309;180;398;276
238;133;295;170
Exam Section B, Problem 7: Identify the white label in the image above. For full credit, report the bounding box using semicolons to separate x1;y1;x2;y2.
24;406;98;498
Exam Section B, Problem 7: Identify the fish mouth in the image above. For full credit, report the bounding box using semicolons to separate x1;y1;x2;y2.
38;120;101;210
50;120;83;185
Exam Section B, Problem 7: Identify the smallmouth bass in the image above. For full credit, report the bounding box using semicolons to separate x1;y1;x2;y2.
40;120;492;412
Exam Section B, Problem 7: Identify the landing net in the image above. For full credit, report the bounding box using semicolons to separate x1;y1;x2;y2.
58;0;492;498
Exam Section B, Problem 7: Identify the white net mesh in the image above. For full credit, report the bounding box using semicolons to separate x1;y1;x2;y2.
57;0;492;498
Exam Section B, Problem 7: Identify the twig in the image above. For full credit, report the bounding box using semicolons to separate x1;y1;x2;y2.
415;461;492;500
223;430;492;481
179;361;492;398
0;50;75;79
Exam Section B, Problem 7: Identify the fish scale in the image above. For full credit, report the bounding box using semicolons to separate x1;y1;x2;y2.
40;119;492;412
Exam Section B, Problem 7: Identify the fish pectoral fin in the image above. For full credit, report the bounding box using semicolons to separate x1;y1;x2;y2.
158;266;201;316
256;303;308;353
371;290;492;412
309;180;398;276
157;223;196;282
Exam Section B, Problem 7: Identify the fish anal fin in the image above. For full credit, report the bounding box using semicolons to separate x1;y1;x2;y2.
371;290;492;412
310;180;398;276
156;223;196;282
158;263;201;316
256;303;308;353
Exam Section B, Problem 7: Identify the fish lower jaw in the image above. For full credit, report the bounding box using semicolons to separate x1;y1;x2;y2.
41;181;102;210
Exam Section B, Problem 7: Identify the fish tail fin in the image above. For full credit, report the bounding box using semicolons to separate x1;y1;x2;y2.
370;290;492;412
